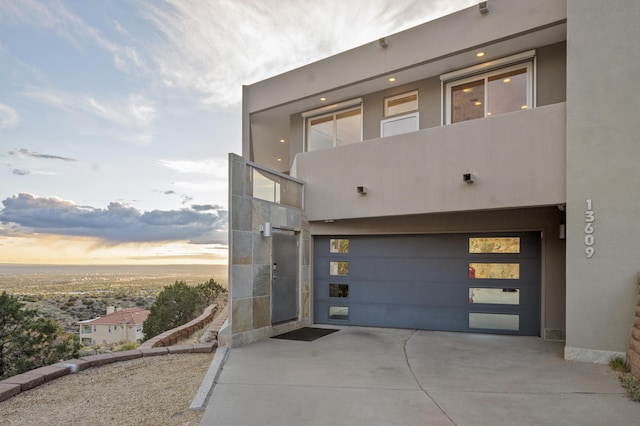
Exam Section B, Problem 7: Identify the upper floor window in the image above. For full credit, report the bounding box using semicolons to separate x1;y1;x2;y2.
442;50;535;124
384;91;418;117
303;99;362;151
381;90;420;138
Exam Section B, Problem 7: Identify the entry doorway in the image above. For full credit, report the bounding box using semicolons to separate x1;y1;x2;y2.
271;230;299;324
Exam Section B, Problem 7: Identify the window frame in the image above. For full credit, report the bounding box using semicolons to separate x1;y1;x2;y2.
384;90;418;117
302;98;363;152
441;50;536;125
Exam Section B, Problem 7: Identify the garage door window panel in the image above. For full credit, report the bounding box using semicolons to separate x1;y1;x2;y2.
469;237;520;254
469;263;520;279
329;306;349;320
330;261;349;276
329;284;349;298
469;288;519;305
330;239;350;253
469;313;519;331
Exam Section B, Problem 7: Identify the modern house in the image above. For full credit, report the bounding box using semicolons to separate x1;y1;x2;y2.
224;0;640;363
79;307;149;345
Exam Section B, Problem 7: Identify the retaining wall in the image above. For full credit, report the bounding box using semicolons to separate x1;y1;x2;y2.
0;296;229;403
629;275;640;379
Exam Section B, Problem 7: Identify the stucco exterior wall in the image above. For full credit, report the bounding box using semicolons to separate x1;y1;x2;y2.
294;103;566;222
565;0;640;361
80;323;142;345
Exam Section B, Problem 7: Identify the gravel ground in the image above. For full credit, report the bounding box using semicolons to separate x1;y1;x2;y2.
0;352;214;426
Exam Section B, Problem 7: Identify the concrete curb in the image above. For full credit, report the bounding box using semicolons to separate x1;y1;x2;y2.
189;346;229;411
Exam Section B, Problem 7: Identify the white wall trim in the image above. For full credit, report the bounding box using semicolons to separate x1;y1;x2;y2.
440;49;536;82
301;98;363;118
564;346;626;364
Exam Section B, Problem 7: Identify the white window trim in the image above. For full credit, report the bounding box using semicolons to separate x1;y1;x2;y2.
303;98;363;152
440;50;536;82
384;90;418;117
441;50;536;125
301;98;362;118
380;112;419;138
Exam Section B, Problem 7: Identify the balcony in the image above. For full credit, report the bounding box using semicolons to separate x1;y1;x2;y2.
293;103;566;221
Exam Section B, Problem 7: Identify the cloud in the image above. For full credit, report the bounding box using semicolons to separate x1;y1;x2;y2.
0;102;19;129
9;148;76;162
191;204;221;212
23;87;156;144
0;193;227;245
157;158;227;176
140;0;476;108
0;0;146;74
9;168;57;176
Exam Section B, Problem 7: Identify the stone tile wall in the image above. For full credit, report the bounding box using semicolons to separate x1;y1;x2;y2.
228;154;311;347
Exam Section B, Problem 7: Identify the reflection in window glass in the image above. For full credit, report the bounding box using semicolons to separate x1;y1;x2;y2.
446;61;532;124
329;306;349;320
330;239;350;253
469;263;519;279
247;166;303;209
252;168;280;204
307;105;362;151
336;109;361;147
469;313;519;331
309;115;334;151
451;79;484;123
469;237;520;253
469;288;519;305
329;284;349;298
487;68;528;116
330;261;349;276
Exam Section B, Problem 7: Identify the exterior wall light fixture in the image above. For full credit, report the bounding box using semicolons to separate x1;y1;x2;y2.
463;173;475;184
260;222;272;237
379;37;389;48
357;186;368;195
479;1;489;14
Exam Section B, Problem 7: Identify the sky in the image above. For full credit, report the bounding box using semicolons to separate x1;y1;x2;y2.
0;0;476;265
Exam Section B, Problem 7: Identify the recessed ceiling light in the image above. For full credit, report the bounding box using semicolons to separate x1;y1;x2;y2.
503;78;511;83
388;77;396;82
320;97;327;101
474;101;482;106
520;105;528;110
277;158;282;162
476;52;485;57
463;88;472;93
279;139;285;143
487;112;492;116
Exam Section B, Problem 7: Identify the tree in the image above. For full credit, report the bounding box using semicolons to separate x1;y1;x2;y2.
142;281;202;341
142;279;228;342
196;278;226;306
0;292;80;379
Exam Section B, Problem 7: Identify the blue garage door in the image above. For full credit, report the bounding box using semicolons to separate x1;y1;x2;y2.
313;232;541;336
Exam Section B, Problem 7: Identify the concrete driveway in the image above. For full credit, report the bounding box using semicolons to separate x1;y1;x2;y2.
201;326;640;425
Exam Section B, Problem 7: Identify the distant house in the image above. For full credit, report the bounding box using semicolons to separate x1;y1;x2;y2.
79;307;149;345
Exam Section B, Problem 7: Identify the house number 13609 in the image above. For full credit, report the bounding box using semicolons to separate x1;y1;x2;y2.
585;199;595;258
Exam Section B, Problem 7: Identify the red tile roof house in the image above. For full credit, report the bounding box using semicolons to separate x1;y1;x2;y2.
79;307;149;345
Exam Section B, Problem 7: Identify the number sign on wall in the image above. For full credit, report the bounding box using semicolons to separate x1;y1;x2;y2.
585;199;595;258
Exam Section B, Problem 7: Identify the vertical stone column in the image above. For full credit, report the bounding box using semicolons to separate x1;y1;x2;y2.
629;274;640;379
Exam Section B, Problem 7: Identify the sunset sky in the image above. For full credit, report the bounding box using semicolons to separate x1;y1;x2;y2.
0;0;475;265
